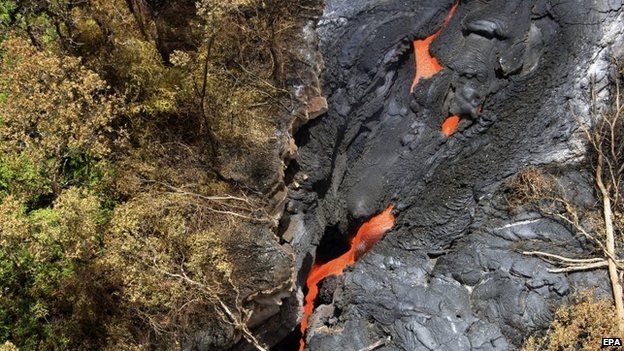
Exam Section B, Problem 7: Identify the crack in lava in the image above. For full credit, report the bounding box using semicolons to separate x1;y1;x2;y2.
410;2;460;136
299;3;460;350
299;205;395;351
410;2;458;92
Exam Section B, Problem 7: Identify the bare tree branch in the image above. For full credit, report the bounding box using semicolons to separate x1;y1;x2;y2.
357;337;391;351
521;69;624;332
523;251;605;264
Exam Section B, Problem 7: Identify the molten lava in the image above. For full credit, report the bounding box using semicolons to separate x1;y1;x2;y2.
299;205;396;351
408;3;461;136
442;115;460;136
410;2;459;92
442;106;483;136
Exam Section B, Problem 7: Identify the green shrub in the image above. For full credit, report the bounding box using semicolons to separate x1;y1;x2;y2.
0;188;106;350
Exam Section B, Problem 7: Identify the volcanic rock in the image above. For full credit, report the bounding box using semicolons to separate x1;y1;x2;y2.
287;0;624;350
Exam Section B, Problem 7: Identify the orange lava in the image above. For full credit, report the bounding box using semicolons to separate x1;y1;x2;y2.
410;2;459;92
299;205;396;351
442;115;460;136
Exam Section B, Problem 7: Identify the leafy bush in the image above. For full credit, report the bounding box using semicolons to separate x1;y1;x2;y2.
0;36;118;204
0;188;106;350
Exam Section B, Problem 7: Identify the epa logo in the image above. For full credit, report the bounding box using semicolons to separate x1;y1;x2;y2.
603;338;623;347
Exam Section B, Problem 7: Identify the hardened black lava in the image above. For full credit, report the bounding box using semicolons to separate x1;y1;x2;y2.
233;1;624;350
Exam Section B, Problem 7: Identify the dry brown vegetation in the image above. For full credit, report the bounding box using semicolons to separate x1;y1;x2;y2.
524;293;619;351
513;63;624;348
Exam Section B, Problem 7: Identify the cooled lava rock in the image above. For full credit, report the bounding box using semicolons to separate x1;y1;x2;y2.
286;0;624;350
317;274;341;305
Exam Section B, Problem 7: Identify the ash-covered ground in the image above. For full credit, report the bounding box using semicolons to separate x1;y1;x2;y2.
270;1;624;350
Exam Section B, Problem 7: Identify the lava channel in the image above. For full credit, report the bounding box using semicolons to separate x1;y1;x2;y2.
410;2;458;92
299;205;395;351
409;2;460;136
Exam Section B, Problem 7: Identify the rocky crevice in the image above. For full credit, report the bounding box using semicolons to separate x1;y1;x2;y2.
231;8;329;350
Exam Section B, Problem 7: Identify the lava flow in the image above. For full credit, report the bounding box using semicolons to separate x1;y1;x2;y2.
410;2;458;92
442;106;484;136
299;205;395;351
409;3;460;136
442;115;460;136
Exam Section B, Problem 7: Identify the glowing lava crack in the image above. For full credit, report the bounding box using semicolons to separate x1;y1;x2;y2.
410;2;458;91
299;205;395;350
441;115;460;136
299;3;459;349
410;2;461;136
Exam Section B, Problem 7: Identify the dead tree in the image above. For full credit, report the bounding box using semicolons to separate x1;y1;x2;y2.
523;70;624;332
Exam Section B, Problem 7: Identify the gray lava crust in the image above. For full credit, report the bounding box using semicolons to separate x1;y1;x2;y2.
282;0;624;350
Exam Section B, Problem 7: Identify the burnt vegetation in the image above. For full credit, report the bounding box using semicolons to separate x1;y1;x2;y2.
0;0;320;350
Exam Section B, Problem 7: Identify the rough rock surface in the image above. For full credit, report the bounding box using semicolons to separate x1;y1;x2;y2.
230;7;329;349
284;0;624;350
